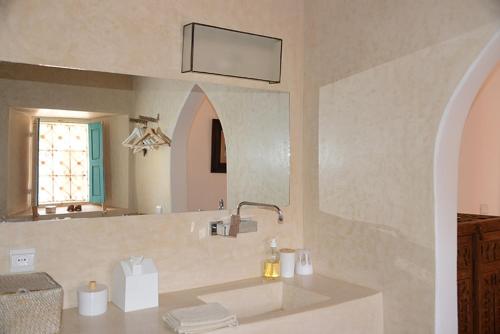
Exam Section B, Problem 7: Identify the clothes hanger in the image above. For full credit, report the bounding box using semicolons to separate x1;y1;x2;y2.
132;127;157;147
124;114;171;154
122;127;145;147
135;127;170;147
155;127;172;146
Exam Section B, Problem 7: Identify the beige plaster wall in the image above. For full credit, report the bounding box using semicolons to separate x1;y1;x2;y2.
132;77;193;214
7;110;32;215
303;0;500;333
99;115;131;210
201;82;290;209
0;0;304;310
0;209;297;308
187;98;227;211
459;63;500;215
0;61;134;90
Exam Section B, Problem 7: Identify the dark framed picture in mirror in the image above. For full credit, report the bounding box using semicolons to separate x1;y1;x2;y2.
211;119;227;173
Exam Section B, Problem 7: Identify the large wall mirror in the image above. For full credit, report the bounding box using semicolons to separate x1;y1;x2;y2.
0;62;290;222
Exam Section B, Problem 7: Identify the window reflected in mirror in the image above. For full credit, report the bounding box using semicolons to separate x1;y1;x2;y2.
38;121;90;204
6;107;127;221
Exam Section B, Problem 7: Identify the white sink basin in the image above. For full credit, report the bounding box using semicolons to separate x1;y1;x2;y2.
197;281;330;319
61;275;383;334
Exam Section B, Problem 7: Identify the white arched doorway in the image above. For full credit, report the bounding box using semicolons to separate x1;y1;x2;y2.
170;84;227;212
434;31;500;333
170;85;206;212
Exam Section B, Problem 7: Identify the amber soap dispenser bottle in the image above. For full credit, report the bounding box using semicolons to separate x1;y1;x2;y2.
263;238;280;279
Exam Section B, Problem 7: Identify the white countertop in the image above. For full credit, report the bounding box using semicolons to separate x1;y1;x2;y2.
61;274;379;334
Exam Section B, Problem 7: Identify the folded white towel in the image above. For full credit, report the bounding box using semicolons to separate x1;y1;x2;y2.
163;303;238;334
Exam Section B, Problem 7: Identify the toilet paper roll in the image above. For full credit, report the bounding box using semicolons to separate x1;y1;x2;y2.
78;282;108;316
280;248;296;278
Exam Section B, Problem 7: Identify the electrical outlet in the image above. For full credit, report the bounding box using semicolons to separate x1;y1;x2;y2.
10;248;35;273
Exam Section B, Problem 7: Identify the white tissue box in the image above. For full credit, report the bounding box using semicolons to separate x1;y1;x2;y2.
111;258;158;312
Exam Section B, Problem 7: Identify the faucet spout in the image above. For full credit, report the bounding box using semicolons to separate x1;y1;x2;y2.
236;201;284;223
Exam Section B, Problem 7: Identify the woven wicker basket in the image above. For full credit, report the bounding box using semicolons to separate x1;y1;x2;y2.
0;272;63;334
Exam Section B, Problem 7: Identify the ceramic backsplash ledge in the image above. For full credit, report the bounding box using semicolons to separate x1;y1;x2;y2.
0;209;300;308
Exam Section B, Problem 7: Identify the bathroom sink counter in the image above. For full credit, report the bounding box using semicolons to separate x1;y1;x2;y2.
61;274;383;334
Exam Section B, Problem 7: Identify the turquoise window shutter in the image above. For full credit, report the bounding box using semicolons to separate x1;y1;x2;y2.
88;122;105;204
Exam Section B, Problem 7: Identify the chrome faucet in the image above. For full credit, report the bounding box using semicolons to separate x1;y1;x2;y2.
210;201;284;238
236;201;284;223
227;201;284;237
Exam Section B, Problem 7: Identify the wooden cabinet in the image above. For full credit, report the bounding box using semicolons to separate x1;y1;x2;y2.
476;227;500;333
458;214;500;333
458;232;474;334
458;216;476;334
477;270;496;333
458;277;474;334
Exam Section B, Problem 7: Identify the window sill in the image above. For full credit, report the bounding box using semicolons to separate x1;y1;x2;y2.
6;205;136;222
39;203;101;216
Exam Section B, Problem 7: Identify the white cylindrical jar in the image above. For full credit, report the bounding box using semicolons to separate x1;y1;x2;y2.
279;248;296;278
78;281;108;316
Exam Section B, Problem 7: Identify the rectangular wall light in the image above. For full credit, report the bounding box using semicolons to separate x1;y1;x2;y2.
182;23;282;84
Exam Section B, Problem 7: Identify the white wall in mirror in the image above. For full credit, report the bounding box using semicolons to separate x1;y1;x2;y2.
134;77;290;213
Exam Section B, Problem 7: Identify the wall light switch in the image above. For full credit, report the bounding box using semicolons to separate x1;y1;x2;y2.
10;248;36;273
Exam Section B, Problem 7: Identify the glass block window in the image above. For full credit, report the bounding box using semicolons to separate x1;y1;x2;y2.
38;122;89;204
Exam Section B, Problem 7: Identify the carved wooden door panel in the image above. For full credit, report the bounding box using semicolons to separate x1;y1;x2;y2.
458;236;473;276
478;271;496;333
458;278;474;334
458;216;500;334
458;235;474;334
496;271;500;333
477;230;500;333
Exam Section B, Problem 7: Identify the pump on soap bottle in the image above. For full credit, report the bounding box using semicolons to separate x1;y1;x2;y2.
263;238;280;279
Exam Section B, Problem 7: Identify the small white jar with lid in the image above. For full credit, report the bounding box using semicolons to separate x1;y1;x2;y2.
77;281;108;316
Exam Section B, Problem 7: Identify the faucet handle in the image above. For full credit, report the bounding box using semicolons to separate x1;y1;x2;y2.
209;218;238;237
210;216;258;237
